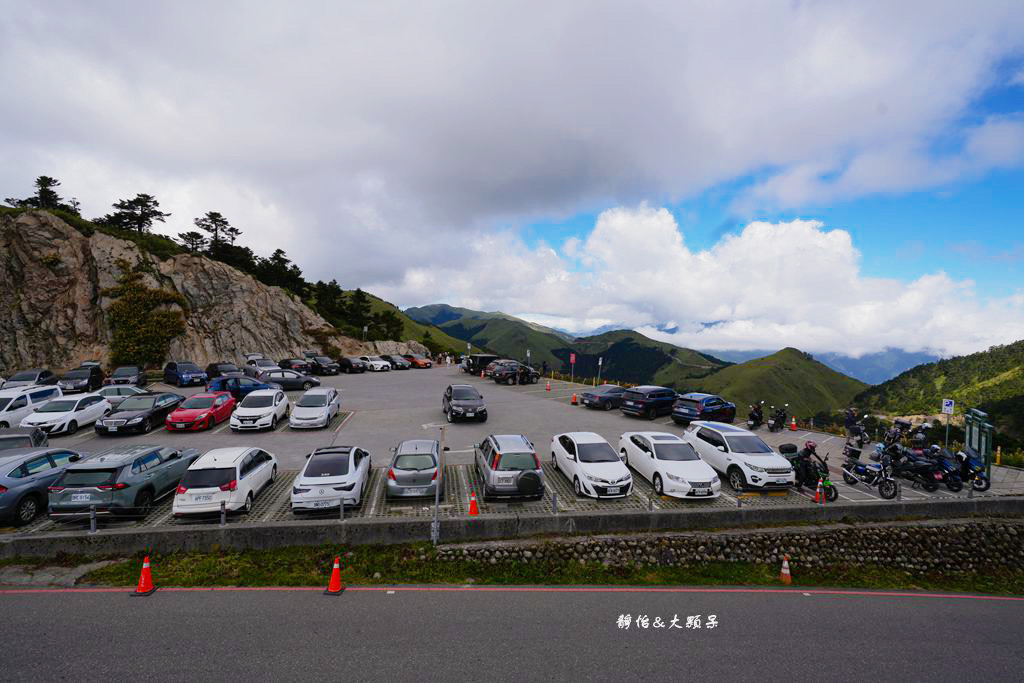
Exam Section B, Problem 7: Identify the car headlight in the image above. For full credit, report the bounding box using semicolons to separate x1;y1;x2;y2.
585;474;610;484
197;412;209;420
746;464;766;473
127;417;143;425
666;473;687;484
451;406;464;413
712;475;720;484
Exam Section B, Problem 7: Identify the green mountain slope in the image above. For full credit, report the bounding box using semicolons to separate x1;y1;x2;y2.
690;348;868;418
568;330;727;386
363;295;478;352
406;303;572;340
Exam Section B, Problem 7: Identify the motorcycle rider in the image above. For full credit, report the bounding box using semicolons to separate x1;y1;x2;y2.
748;401;764;427
793;440;818;489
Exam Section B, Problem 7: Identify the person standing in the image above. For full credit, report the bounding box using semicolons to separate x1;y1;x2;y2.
541;360;549;376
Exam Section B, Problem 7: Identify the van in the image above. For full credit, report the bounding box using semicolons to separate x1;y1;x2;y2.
0;385;63;429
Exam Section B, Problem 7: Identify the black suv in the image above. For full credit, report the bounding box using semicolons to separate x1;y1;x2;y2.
442;384;487;423
205;361;243;379
59;365;105;393
492;361;540;385
619;385;678;420
671;392;737;424
339;357;367;374
308;356;340;375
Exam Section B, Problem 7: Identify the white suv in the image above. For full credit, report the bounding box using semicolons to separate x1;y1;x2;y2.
230;389;289;431
173;447;278;517
0;385;63;429
618;431;720;499
551;431;632;499
681;421;794;491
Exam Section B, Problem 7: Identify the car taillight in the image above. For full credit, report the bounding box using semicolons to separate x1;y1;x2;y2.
387;468;396;480
533;454;541;469
176;484;188;494
220;479;237;492
493;454;501;470
1;485;11;493
113;482;129;489
431;470;438;481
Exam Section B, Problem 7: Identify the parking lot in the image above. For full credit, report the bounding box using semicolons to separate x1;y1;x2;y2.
6;365;1024;536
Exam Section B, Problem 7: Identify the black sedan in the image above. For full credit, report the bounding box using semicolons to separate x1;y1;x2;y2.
94;392;184;435
279;358;313;373
105;365;146;387
308;356;340;375
339;357;367;374
257;368;321;391
580;384;627;410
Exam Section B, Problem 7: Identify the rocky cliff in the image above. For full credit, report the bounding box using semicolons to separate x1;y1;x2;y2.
0;211;427;371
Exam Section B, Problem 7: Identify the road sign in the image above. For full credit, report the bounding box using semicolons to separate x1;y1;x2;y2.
569;353;576;365
598;357;602;366
941;399;954;415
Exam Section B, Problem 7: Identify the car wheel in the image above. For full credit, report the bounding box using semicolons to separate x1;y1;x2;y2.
445;409;453;423
604;401;614;411
13;495;39;526
66;420;78;436
0;422;8;429
552;454;558;471
646;408;656;421
653;474;664;496
573;476;583;497
142;418;153;434
270;416;278;431
727;468;746;492
243;493;253;513
302;382;313;390
270;465;278;483
134;490;154;517
620;449;630;469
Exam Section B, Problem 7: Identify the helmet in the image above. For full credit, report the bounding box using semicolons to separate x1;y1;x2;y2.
804;441;817;452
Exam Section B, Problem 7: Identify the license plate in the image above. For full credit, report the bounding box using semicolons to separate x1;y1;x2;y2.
71;493;91;502
404;487;426;496
767;420;775;427
193;494;213;502
312;500;332;508
625;401;635;406
108;425;118;432
776;479;788;484
175;423;185;428
498;477;514;485
934;472;943;480
606;486;620;494
583;399;591;404
465;412;474;417
691;488;710;496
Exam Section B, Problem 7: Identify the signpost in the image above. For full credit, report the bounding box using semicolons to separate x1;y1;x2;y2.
596;356;603;386
422;422;447;545
941;398;954;449
569;352;576;385
362;325;368;341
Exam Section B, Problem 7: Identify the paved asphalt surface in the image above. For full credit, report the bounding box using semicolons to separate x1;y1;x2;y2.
2;587;1021;681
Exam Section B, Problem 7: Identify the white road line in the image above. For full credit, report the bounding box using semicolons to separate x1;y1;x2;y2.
717;491;737;504
210;421;231;435
334;411;355;433
365;470;384;517
447;448;474;454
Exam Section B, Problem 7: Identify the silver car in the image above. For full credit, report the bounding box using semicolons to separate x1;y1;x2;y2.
0;447;85;525
474;434;545;500
289;387;341;429
385;439;447;499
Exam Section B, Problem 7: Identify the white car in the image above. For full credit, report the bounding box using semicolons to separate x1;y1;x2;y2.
290;445;371;513
0;385;63;429
551;431;632;498
230;389;289;431
173;447;278;517
19;394;112;436
358;356;391;372
681;421;794;491
289;387;341;429
618;432;720;499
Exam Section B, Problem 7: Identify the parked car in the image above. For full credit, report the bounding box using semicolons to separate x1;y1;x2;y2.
207;375;282;402
339;357;368;374
672;392;737;425
580;384;627;411
242;352;265;362
681;421;794;491
257;368;321;391
0;385;63;429
49;445;201;519
386;439;447;499
229;389;289;431
485;359;515;377
94;392;184;435
243;358;280;377
474;434;544;500
290;446;371;512
464;354;498;375
289;387;341;429
381;354;411;370
402;354;432;368
358;355;391;372
105;365;146;387
308;356;340;375
279;358;312;373
618;431;720;499
173;447;277;517
442;384;487;423
90;385;147;409
619;385;678;420
165;391;235;431
162;361;208;387
492;361;540;384
551;432;632;499
205;361;243;379
58;365;105;393
20;394;112;435
78;360;102;367
4;369;58;388
1;447;85;525
0;427;48;452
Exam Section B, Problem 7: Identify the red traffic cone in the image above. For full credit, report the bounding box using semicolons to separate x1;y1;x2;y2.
480;370;484;379
789;417;797;431
571;393;578;405
814;478;823;503
132;555;157;596
545;381;551;391
468;491;479;516
779;554;793;585
324;556;344;595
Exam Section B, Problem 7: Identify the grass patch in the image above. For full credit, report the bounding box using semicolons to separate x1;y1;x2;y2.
80;544;1024;595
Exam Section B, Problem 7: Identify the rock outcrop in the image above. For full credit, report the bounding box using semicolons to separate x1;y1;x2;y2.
0;211;427;371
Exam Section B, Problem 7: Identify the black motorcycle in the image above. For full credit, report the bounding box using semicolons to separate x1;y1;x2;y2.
841;441;898;499
767;403;789;432
782;444;838;502
882;444;944;492
923;445;963;492
846;419;870;448
746;401;765;430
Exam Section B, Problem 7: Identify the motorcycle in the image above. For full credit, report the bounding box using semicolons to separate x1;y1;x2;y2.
746;401;765;430
925;445;964;492
841;441;898;499
846;419;870;448
767;403;789;432
957;449;990;491
782;443;838;502
879;443;944;492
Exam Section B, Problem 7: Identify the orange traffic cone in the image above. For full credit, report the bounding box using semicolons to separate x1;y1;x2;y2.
789;417;797;431
546;381;551;392
814;478;823;504
571;393;578;405
132;555;157;596
468;491;479;516
324;556;344;595
779;554;793;585
480;370;484;379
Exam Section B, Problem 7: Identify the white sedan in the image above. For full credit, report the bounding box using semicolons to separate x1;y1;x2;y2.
291;446;371;512
618;432;720;499
20;394;112;436
682;421;795;491
551;431;632;498
230;389;290;431
358;356;391;372
289;387;341;429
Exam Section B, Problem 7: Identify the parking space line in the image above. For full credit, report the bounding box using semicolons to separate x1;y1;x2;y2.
210;420;231;435
365;469;385;517
333;411;354;433
717;491;737;504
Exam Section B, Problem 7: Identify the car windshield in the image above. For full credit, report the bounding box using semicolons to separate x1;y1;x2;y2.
241;395;274;408
65;370;90;379
181;467;234;488
0;436;33;451
622;390;645;401
452;388;480;400
179;364;201;373
37;400;78;413
394;454;436;470
60;469;117;487
676;399;700;409
305;452;349;477
725;435;774;454
181;397;214;409
256;359;276;366
113;367;137;377
9;372;37;381
314;357;333;364
496;452;538;471
217;364;239;372
297;394;328;407
117;397;155;411
654;442;700;461
577;442;620;463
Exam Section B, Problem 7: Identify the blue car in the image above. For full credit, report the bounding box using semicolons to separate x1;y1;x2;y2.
671;392;736;425
162;361;208;387
0;447;86;525
207;375;282;402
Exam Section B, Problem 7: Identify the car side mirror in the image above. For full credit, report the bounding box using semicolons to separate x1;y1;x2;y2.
474;443;481;449
443;446;450;452
390;447;397;453
305;453;312;459
717;446;726;452
69;454;81;462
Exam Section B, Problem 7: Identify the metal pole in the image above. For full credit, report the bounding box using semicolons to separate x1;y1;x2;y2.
339;497;345;522
596;358;602;386
89;505;97;534
945;412;950;450
432;425;445;545
220;501;226;526
551;491;558;515
896;481;902;501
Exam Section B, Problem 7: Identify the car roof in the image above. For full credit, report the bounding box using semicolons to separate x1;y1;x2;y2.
626;385;670;393
449;384;477;390
491;434;533;452
625;431;683;442
679;392;714;400
690;420;750;434
68;444;161;467
559;431;606;444
245;389;280;397
0;447;59;466
396;439;437;454
0;385;54;397
191;447;255;467
302;386;333;395
184;392;228;399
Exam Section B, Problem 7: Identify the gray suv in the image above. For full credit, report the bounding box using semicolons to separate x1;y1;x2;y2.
49;444;200;519
474;434;545;500
0;447;85;525
386;439;447;499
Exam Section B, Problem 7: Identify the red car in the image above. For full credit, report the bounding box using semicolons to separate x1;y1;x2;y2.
165;391;235;431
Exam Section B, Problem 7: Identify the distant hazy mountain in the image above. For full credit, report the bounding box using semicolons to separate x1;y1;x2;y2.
405;303;573;341
815;349;941;385
699;349;775;364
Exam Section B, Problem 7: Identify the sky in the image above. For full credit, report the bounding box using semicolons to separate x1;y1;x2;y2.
2;0;1023;358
